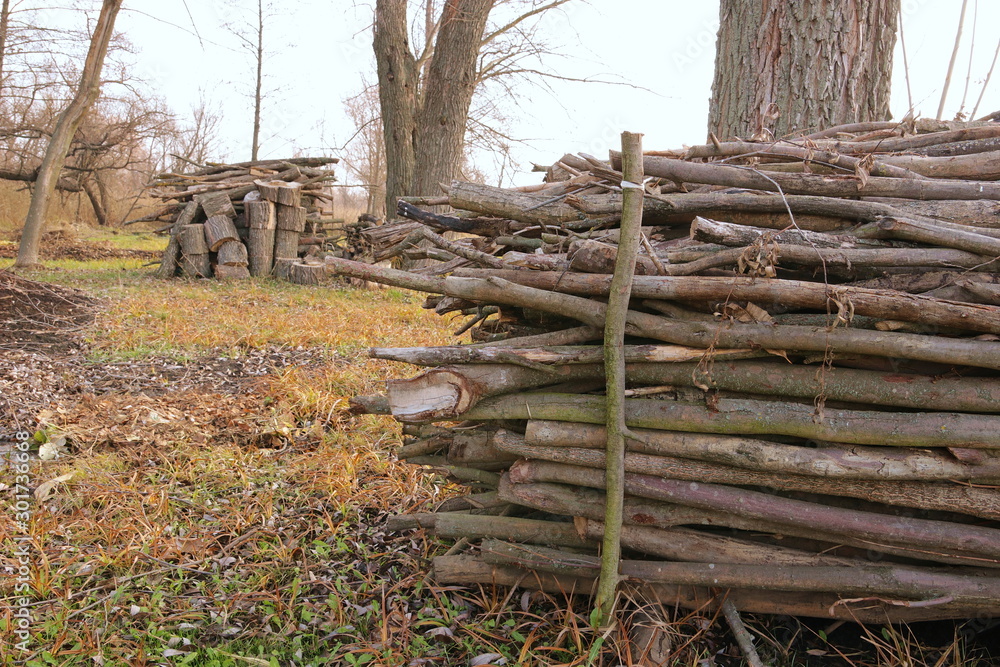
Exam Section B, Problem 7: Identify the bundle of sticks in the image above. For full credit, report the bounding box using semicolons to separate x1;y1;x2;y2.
335;118;1000;623
147;157;337;282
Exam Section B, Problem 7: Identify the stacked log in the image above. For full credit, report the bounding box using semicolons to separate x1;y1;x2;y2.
333;119;1000;624
150;158;338;281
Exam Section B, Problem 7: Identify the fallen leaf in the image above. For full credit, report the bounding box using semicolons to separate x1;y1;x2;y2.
34;472;76;501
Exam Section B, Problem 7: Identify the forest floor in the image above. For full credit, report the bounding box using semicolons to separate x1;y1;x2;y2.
0;229;995;666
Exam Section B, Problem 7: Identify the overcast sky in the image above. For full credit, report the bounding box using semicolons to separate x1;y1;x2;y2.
118;0;1000;187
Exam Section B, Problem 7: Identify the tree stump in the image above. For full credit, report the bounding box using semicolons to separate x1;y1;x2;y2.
217;240;249;266
247;200;276;229
289;262;324;285
205;215;241;251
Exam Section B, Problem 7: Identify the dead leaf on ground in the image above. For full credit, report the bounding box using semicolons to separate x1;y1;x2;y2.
34;471;77;501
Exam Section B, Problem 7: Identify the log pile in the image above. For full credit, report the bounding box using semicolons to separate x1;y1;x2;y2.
149;158;337;282
334;119;1000;624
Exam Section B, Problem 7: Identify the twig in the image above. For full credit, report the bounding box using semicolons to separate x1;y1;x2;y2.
639;232;667;275
721;598;767;667
898;7;914;115
938;0;969;120
958;0;979;116
972;36;1000;119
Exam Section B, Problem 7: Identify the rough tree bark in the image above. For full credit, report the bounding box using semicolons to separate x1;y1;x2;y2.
15;0;122;268
374;0;418;217
411;0;494;198
375;0;495;215
708;0;899;140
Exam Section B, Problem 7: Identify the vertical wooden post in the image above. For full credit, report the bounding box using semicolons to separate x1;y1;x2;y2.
595;131;644;628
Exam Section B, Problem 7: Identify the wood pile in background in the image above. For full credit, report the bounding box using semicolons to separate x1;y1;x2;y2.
334;117;1000;623
149;157;338;282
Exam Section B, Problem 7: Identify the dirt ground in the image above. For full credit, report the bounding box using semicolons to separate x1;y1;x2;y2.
0;270;325;448
0;231;160;262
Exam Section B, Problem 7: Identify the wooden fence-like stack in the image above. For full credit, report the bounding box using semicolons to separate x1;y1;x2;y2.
334;118;1000;623
149;157;337;282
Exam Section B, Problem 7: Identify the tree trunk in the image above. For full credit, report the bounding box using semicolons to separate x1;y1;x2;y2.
374;0;417;217
708;0;899;140
15;0;122;268
411;0;494;198
82;177;109;227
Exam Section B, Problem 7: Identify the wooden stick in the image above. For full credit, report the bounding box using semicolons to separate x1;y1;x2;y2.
324;258;1000;370
876;216;1000;256
526;420;1000;481
499;473;998;568
479;540;1000;611
595;131;643;626
371;344;757;367
449;269;1000;336
508;461;1000;565
690;216;898;249
634;155;1000;200
431;554;989;622
383;357;1000;423
722;599;766;667
462;393;1000;448
494;431;1000;520
683;140;926;180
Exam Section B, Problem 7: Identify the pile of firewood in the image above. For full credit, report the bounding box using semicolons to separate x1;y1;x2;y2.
149;157;337;282
334;117;1000;624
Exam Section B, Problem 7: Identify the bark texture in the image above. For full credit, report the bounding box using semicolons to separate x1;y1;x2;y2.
412;0;494;198
375;0;494;214
708;0;899;139
374;0;417;216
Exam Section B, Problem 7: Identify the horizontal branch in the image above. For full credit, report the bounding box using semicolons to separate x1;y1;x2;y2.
462;392;1000;448
525;420;1000;481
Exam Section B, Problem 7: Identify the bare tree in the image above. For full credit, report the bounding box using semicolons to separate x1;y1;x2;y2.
162;95;225;171
374;0;573;216
15;0;122;267
708;0;899;139
224;0;277;161
341;84;387;217
0;0;10;92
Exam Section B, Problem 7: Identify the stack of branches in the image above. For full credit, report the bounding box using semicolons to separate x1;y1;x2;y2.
334;117;1000;624
148;157;338;283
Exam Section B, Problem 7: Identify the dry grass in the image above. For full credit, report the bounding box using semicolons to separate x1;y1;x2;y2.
0;244;997;666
